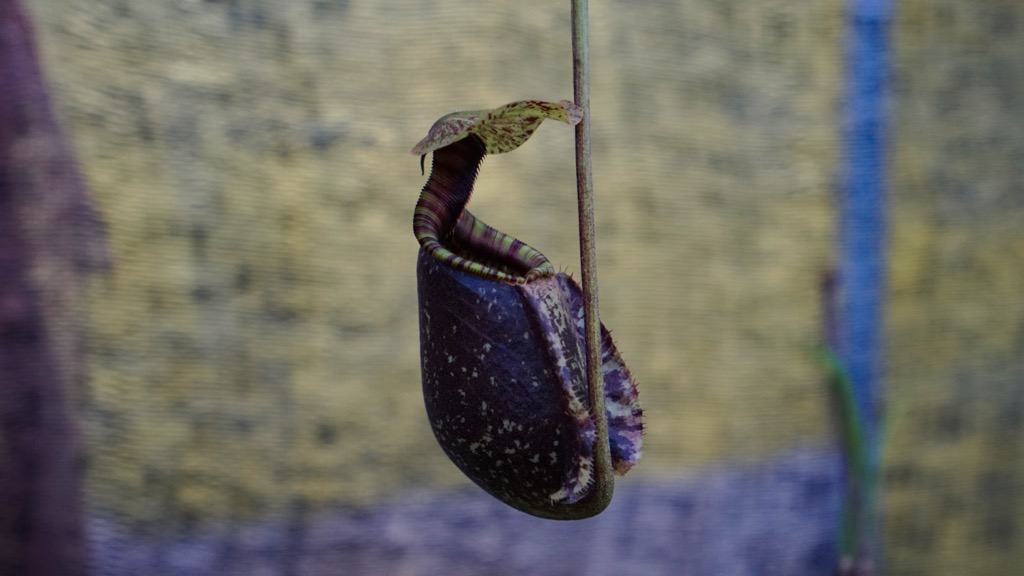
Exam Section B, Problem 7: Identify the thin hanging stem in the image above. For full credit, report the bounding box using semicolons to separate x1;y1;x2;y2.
572;0;613;514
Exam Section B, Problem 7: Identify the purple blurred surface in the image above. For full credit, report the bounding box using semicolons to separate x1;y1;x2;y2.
89;448;841;576
1;1;105;574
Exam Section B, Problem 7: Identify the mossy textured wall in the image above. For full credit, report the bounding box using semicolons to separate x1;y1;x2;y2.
886;1;1024;573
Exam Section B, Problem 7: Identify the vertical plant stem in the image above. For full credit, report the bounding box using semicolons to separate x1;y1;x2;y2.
571;0;613;513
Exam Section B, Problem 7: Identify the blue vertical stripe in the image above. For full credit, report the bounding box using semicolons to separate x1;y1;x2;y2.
836;0;893;568
839;0;891;447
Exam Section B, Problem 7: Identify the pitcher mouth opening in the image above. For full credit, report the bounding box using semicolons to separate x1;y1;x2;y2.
440;238;553;284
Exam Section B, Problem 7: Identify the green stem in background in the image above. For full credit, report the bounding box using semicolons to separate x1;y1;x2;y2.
818;345;881;575
572;0;614;514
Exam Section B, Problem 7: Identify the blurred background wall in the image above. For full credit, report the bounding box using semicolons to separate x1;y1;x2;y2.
10;0;1024;573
